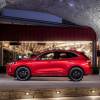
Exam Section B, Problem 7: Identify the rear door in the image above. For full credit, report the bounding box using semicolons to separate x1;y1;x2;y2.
49;51;78;76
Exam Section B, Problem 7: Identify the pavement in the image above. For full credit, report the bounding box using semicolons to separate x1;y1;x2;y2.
0;74;100;89
16;96;100;100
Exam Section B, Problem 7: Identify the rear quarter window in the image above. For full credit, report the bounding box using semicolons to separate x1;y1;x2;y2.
67;52;78;58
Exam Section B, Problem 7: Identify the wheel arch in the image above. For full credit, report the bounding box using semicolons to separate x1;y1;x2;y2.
14;65;32;77
68;66;85;76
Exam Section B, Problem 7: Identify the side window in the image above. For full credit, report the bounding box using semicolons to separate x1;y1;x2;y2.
59;52;67;59
58;52;77;59
66;52;77;58
40;52;54;60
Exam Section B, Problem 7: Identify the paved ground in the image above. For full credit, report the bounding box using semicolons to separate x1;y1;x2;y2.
0;74;100;89
16;96;100;100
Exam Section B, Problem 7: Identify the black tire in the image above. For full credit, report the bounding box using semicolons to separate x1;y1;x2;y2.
15;66;31;81
68;67;83;81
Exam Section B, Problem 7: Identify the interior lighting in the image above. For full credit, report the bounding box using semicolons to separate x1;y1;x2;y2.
25;92;29;96
91;90;96;93
3;43;9;47
56;91;60;94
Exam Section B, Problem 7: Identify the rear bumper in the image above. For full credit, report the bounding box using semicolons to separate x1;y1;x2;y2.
84;66;92;75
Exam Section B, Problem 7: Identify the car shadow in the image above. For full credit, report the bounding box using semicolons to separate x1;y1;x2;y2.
14;77;68;81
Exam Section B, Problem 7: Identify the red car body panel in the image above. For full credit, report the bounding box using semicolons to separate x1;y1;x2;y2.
6;50;92;77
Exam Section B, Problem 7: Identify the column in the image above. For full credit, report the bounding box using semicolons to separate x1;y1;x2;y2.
92;40;98;74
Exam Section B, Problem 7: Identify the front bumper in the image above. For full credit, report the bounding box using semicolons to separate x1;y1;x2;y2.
6;64;14;76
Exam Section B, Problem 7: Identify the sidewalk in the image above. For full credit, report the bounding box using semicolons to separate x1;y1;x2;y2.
0;74;100;89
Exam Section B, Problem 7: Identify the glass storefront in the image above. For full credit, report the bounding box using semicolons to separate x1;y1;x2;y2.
2;41;92;65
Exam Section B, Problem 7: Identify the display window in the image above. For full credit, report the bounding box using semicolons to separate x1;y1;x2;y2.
2;41;92;65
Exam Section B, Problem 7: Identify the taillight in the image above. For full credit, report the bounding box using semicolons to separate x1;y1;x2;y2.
86;60;91;66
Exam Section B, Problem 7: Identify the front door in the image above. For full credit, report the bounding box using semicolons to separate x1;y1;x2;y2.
32;52;55;76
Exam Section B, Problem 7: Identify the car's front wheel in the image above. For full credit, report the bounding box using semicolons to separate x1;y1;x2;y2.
68;67;84;81
15;66;31;81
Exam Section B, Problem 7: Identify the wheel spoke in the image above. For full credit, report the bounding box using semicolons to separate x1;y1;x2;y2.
16;67;30;80
70;68;83;81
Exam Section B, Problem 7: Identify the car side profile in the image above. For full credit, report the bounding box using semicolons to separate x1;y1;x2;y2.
6;50;92;81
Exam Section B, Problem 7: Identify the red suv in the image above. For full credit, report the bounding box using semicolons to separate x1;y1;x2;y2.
6;50;92;81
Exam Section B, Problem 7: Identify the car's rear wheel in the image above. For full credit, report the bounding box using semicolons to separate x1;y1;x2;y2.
15;66;31;81
68;67;83;81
